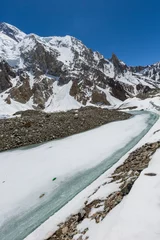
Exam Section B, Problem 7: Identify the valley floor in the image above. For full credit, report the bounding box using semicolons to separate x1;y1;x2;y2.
0;111;155;240
24;111;160;240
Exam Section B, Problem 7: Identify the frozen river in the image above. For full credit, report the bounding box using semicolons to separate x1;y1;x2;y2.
0;111;158;240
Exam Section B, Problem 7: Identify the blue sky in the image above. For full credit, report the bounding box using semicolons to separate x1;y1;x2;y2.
1;0;160;66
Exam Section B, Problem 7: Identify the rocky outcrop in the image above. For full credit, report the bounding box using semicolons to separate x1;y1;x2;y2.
134;62;160;82
130;65;146;73
108;79;128;101
20;35;64;76
32;77;54;109
111;53;127;76
0;61;14;92
91;89;110;105
136;83;151;93
10;78;32;103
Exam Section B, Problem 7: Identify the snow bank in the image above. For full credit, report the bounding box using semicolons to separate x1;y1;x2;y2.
95;149;160;240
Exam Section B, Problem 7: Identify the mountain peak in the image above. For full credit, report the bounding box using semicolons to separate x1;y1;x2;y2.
0;22;26;42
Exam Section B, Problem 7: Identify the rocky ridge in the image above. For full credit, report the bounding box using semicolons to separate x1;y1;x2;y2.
142;62;160;81
0;22;160;113
48;141;160;240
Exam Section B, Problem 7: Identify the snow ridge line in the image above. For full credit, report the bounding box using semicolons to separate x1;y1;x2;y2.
48;141;160;240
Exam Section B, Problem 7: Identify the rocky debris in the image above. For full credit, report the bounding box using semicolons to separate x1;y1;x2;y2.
144;173;157;176
0;107;130;151
153;129;160;135
39;193;45;198
48;141;160;240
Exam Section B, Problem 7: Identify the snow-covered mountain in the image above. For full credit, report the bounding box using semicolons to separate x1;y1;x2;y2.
0;22;160;114
141;62;160;81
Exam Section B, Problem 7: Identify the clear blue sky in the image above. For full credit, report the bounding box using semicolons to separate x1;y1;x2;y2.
1;0;160;66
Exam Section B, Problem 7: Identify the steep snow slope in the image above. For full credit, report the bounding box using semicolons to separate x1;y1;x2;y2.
0;33;17;61
0;22;26;42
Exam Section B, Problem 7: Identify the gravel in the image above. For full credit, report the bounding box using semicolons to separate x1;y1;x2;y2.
0;106;130;151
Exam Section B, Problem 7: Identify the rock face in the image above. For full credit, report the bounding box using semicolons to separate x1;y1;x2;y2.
0;61;14;92
111;53;128;75
91;89;110;105
0;22;160;113
141;62;160;81
10;78;32;104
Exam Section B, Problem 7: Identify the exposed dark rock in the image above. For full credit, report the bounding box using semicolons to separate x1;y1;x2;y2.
5;96;11;104
39;193;45;198
130;66;146;73
136;84;151;93
0;61;14;93
10;78;32;103
108;79;128;101
91;89;110;105
121;182;134;196
111;53;127;75
20;35;64;76
32;77;53;109
144;173;157;176
0;23;160;110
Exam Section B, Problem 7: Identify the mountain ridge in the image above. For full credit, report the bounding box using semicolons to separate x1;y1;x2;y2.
0;22;160;114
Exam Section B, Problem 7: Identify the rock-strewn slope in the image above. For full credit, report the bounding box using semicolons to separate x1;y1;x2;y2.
48;141;160;240
0;107;130;151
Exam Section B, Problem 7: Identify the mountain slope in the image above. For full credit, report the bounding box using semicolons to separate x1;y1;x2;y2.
0;22;159;114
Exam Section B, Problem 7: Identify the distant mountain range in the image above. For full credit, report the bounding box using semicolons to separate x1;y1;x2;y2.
0;22;160;114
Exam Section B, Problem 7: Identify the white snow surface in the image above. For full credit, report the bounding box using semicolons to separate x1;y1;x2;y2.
45;81;82;112
0;114;148;230
23;112;160;240
97;149;160;240
0;22;26;42
119;96;160;112
2;113;147;240
0;91;33;115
